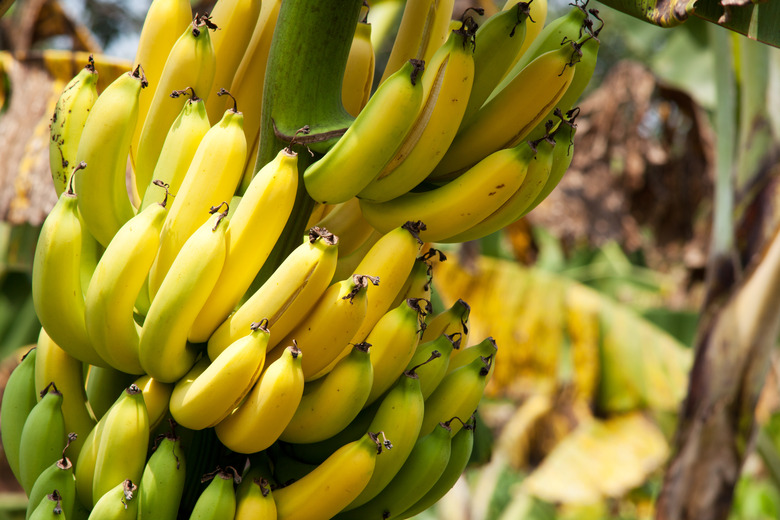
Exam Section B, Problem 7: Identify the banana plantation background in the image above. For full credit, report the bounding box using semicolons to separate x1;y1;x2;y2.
1;0;780;519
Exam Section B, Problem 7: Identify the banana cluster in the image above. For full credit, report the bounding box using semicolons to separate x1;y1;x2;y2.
3;0;601;518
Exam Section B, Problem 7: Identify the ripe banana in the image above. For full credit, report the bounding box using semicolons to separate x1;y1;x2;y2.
133;374;174;432
342;20;375;117
379;0;455;83
131;0;193;163
34;329;95;463
461;2;530;124
364;299;425;406
235;473;276;520
87;479;138;519
430;38;581;178
33;167;108;368
74;66;145;247
342;369;425;510
269;274;373;381
170;321;269;430
49;57;98;197
85;200;168;374
442;136;555;242
315;198;375;258
420;353;494;437
18;382;67;494
361;139;537;242
280;342;373;444
407;332;459;399
1;348;37;483
230;0;282;191
338;421;452;520
204;0;263;122
274;432;385;520
398;415;475;518
303;59;425;204
350;222;425;344
26;434;77;520
189;147;298;343
91;384;150;506
139;206;229;383
357;26;476;203
134;14;217;201
189;467;240;520
138;432;187;520
215;345;305;454
331;230;382;283
421;298;470;343
138;88;211;211
502;0;548;75
148;103;246;299
391;252;436;309
208;228;338;359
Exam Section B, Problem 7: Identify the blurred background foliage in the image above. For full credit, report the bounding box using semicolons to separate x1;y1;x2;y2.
1;0;780;519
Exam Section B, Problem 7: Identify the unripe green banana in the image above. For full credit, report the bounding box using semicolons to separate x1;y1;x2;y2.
421;298;470;343
280;342;373;444
137;431;187;520
337;421;452;520
399;416;476;519
19;382;67;495
26;433;77;520
0;348;37;483
74;66;146;247
87;479;138;519
91;384;150;507
49;57;98;197
75;412;105;509
406;332;459;399
189;467;240;520
28;491;65;520
85;365;136;422
448;336;498;373
390;254;434;309
235;471;276;520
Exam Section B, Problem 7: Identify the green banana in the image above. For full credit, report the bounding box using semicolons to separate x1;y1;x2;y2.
0;348;38;483
85;365;136;422
87;479;138;519
406;332;460;399
138;431;187;520
26;433;77;520
189;467;240;520
28;491;65;520
18;382;67;495
447;336;498;373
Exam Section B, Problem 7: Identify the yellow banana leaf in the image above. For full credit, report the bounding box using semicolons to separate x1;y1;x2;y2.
432;254;692;412
521;412;668;504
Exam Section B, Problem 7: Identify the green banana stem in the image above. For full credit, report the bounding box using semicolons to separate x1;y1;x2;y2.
249;0;363;290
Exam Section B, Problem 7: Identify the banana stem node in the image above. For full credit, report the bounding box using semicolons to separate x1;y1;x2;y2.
41;381;61;398
309;226;339;245
251;319;270;333
131;64;149;88
170;86;201;102
217;88;239;113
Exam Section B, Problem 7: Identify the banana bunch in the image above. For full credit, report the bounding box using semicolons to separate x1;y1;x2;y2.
3;0;602;517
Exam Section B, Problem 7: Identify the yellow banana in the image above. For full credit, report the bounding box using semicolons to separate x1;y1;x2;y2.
208;228;339;359
274;432;385;520
357;24;476;203
235;473;276;520
364;299;426;406
32;169;108;368
91;384;149;506
138;88;211;211
379;0;455;83
34;328;96;464
430;37;581;178
170;321;269;430
280;342;373;444
148;100;246;299
442;136;554;242
460;3;530;124
267;274;373;381
85;199;168;374
74;66;145;247
303;59;425;204
391;253;435;309
139;206;230;383
349;222;425;344
421;298;471;343
131;0;193;163
315;198;375;258
230;0;283;191
331;230;382;283
204;0;263;122
134;14;217;201
215;345;305;454
189;147;298;343
360;138;537;242
49;57;98;197
133;374;173;432
342;21;375;117
503;0;548;75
